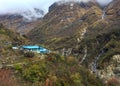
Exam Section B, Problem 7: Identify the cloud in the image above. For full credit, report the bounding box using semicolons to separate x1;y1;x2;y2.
0;0;53;14
96;0;113;6
0;0;58;20
0;0;113;20
0;0;113;14
56;0;113;6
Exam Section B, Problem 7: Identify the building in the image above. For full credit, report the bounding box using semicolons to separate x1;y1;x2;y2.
22;45;50;53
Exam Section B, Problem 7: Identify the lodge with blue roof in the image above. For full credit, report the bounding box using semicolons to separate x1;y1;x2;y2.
21;45;50;53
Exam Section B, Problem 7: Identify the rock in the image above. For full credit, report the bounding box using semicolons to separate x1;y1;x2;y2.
61;48;72;56
97;55;120;81
106;9;114;15
112;55;120;63
106;0;120;20
105;65;114;77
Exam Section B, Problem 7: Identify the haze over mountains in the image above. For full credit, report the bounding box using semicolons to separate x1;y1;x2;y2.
0;8;43;34
0;0;113;20
0;0;113;22
0;0;113;35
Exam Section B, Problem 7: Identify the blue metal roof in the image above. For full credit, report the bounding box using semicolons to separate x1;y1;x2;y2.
22;45;39;49
39;48;47;51
22;45;50;53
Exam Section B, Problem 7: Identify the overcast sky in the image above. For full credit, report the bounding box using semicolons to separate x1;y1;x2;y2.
0;0;113;14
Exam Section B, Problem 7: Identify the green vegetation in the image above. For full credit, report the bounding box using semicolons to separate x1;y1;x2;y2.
0;24;28;65
24;52;35;58
79;22;120;67
13;53;102;86
0;0;120;85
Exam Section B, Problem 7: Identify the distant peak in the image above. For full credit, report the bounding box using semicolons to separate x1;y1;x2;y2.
55;0;97;4
49;0;98;12
20;8;44;21
0;8;44;22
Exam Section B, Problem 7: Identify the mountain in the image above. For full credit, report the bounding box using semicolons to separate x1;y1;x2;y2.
0;23;28;63
106;0;120;21
0;0;119;85
28;0;120;82
0;25;103;86
28;1;101;44
21;8;44;21
0;8;44;35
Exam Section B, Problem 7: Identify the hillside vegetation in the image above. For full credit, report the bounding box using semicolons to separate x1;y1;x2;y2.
28;0;120;84
0;23;28;64
0;0;120;86
0;24;103;86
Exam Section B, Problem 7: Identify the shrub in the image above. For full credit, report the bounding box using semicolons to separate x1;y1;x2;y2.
24;52;35;58
14;64;22;72
16;53;102;86
46;53;65;62
22;64;47;83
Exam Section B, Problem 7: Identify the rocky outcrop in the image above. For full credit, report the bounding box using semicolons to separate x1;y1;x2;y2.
97;55;120;83
106;0;120;21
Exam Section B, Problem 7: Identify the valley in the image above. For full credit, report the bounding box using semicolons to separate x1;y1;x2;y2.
0;0;120;86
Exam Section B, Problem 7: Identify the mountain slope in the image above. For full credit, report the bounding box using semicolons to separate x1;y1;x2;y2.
0;24;27;64
106;0;120;21
28;1;101;46
28;0;120;82
0;8;44;35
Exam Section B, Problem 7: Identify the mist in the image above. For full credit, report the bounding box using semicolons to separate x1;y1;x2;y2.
0;0;57;14
96;0;113;6
0;0;113;20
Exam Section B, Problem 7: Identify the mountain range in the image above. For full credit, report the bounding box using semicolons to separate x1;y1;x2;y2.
0;0;120;85
0;8;44;34
28;0;120;81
